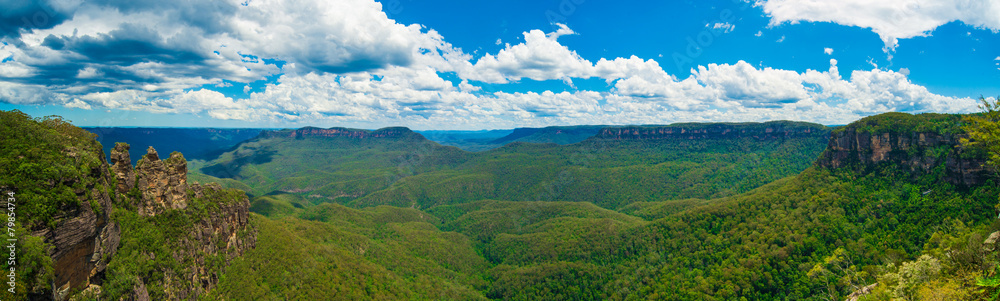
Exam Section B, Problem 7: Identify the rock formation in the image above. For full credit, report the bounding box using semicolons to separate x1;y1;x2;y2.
816;127;992;186
259;126;419;139
595;121;829;140
28;143;255;301
29;145;120;300
133;146;189;216
115;146;256;300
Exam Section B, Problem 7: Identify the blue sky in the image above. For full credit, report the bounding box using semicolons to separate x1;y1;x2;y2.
0;0;998;129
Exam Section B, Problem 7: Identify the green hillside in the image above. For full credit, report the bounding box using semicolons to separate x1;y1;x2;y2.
198;121;831;211
7;108;999;300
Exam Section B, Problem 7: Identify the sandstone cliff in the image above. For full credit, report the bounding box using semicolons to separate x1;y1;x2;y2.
816;114;993;186
29;145;120;300
111;145;256;300
20;140;255;300
258;126;420;140
595;121;828;140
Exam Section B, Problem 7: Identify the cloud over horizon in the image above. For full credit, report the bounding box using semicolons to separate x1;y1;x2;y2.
0;0;988;129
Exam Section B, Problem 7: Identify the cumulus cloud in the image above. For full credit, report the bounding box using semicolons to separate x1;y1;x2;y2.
0;0;982;129
758;0;1000;51
468;23;594;84
824;48;834;55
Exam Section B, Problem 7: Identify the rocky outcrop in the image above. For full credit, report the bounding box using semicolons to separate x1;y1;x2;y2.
116;146;256;300
31;143;255;301
595;121;828;140
109;143;135;193
29;145;120;300
133;147;188;216
259;126;419;139
817;127;992;186
162;183;255;300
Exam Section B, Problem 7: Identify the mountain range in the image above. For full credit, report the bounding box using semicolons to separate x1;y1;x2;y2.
1;109;998;300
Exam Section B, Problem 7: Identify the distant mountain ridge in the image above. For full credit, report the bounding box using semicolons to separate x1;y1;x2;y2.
595;121;828;140
258;126;424;140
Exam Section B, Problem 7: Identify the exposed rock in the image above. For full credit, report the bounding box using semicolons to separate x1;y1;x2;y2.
29;141;255;301
845;283;877;301
259;126;420;140
985;231;1000;252
595;121;829;140
123;277;151;301
134;147;188;216
29;148;120;299
109;143;135;193
67;284;101;301
817;128;992;186
161;182;256;300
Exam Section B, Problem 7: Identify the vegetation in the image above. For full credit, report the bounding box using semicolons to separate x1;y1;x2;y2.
6;107;1000;300
198;122;831;211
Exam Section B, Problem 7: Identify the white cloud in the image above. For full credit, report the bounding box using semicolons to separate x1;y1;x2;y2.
758;0;1000;51
468;24;595;84
777;35;786;43
77;67;102;79
824;48;834;55
755;31;763;37
711;22;736;33
0;0;982;129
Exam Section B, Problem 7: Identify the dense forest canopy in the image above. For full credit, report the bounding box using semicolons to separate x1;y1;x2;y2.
2;106;999;300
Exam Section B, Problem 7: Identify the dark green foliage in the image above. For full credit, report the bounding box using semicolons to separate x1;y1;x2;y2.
197;122;831;212
833;112;965;136
0;110;105;229
205;208;491;300
101;185;250;300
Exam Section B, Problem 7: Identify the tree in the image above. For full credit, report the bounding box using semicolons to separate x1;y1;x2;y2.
962;96;1000;168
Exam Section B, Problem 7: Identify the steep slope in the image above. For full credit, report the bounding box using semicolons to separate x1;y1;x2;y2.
0;110;256;300
195;122;831;211
197;126;471;199
591;113;999;300
126;111;1000;300
355;121;831;209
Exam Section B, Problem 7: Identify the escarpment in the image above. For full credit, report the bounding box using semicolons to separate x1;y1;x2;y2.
596;121;829;140
28;145;120;300
15;136;255;300
816;113;993;186
111;145;257;300
258;126;421;140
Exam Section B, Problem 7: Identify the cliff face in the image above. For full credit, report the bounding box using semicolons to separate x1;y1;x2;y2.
816;121;992;186
133;146;189;216
29;148;120;300
259;126;419;139
112;145;257;300
595;121;828;140
23;142;255;301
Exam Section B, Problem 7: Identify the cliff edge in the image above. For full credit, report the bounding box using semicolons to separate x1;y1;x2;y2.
816;112;993;186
